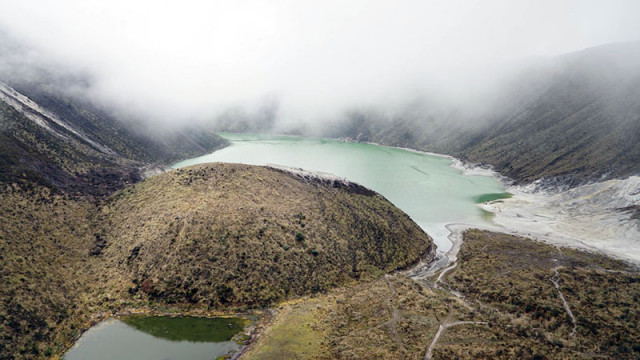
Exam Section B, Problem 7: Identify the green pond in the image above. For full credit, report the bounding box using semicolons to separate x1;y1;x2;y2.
64;316;248;360
174;133;509;252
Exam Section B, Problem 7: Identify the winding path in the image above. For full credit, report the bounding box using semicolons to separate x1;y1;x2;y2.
424;310;487;360
407;225;491;359
436;262;457;284
550;266;577;338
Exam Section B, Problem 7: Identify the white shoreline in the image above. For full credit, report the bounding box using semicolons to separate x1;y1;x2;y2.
211;133;640;264
409;145;640;265
481;177;640;264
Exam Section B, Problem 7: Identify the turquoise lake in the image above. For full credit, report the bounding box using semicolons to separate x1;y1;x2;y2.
174;133;508;252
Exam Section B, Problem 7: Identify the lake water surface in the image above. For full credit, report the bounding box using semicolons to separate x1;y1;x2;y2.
64;316;247;360
174;133;509;252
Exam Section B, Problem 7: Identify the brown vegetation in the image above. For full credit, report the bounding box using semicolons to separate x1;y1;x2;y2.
244;229;640;360
0;186;95;358
96;163;433;308
0;163;433;359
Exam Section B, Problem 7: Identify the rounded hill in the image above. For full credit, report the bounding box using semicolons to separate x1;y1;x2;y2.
97;163;434;307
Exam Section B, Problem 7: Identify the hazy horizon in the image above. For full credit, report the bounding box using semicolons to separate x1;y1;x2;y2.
1;0;639;129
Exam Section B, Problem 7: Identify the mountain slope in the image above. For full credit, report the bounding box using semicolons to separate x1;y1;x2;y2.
4;79;228;164
317;42;640;187
0;186;95;359
0;79;228;195
453;43;640;186
0;94;139;195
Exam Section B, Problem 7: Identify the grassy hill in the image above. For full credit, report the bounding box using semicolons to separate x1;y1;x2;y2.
0;186;95;359
96;163;434;307
0;163;433;359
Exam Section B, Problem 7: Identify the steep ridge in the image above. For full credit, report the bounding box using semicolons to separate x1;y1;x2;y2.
0;78;227;196
0;92;139;195
5;78;229;165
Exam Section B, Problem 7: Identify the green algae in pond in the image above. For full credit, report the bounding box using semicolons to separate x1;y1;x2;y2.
64;317;247;360
121;316;249;342
473;192;512;204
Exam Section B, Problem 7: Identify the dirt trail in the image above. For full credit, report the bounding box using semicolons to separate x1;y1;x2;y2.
550;266;577;338
436;262;457;284
384;275;406;352
424;308;487;360
409;225;490;359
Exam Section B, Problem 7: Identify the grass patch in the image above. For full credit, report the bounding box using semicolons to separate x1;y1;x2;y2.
243;298;327;360
246;230;640;359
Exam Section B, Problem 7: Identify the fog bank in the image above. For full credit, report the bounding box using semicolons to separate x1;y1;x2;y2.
1;1;639;127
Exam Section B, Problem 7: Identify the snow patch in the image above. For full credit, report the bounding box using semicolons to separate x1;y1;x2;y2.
266;164;349;183
266;164;377;196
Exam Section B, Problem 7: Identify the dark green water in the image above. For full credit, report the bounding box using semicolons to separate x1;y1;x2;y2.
64;316;248;360
473;192;513;204
174;133;509;252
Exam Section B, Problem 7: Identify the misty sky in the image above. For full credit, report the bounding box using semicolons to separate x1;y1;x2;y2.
1;0;639;125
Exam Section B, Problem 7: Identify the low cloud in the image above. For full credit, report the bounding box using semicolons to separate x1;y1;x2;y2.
1;0;639;128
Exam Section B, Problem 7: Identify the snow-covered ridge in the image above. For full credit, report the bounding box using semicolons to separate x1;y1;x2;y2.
0;82;116;155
